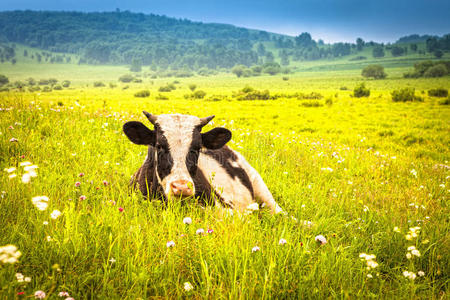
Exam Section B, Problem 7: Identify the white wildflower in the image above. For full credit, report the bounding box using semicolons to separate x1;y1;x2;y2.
58;291;70;297
196;228;205;235
0;244;21;264
32;196;49;211
4;167;16;173
278;238;287;245
184;281;194;291
183;217;192;225
246;202;259;211
315;235;327;245
166;241;175;248
252;246;260;253
418;271;425;277
34;290;46;299
24;165;38;172
21;173;31;183
403;271;416;280
360;253;378;269
50;210;62;219
367;260;378;269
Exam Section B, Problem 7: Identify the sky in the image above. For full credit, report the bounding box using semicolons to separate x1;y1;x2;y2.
1;0;450;43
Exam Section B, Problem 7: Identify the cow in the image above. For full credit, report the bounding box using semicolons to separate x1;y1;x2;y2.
123;112;283;214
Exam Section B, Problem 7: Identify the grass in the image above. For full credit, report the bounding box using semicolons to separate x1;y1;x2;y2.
0;60;449;299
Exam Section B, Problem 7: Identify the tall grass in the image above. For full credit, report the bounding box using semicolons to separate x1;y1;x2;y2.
0;71;449;298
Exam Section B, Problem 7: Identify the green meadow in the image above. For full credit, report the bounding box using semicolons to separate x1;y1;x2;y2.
0;56;449;299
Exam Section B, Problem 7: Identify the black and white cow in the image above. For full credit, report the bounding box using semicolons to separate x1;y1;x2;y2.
123;112;283;213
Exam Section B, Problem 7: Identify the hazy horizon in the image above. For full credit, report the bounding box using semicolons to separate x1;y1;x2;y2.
1;0;449;43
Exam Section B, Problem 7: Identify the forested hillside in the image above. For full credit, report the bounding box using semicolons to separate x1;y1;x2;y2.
0;10;449;71
0;10;272;68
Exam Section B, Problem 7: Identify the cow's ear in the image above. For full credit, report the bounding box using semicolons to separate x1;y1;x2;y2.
123;121;155;145
202;127;232;149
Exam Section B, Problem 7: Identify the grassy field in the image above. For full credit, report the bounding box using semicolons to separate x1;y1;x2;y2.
0;60;449;299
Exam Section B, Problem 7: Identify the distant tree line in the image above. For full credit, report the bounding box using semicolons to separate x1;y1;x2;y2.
403;61;450;78
0;11;448;70
0;44;16;63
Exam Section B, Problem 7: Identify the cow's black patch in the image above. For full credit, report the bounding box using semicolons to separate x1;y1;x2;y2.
155;128;173;181
185;129;202;178
202;127;232;150
202;146;254;197
123;121;155;145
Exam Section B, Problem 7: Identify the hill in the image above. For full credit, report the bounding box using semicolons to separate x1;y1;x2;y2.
0;10;449;72
0;10;277;69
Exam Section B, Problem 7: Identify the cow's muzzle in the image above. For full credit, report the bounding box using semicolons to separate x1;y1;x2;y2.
170;180;194;197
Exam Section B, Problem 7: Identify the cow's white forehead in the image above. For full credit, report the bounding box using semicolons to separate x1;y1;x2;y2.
155;114;201;132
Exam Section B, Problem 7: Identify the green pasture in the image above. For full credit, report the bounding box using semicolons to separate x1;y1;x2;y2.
0;61;449;299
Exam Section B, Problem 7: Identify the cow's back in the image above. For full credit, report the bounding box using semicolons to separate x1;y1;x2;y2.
195;146;257;210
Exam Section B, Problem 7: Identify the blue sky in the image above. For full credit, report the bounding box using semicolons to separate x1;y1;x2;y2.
1;0;449;43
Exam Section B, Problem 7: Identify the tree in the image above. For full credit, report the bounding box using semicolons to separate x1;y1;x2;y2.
361;65;387;79
119;74;134;83
391;46;405;57
48;78;58;86
434;50;443;59
295;32;315;48
332;43;351;57
231;65;245;77
84;42;111;63
265;51;274;63
262;62;281;75
237;39;252;51
423;64;448;77
410;44;417;52
356;38;365;51
353;83;370;97
26;77;36;85
372;46;385;58
279;50;290;66
257;43;266;56
426;37;439;53
130;58;142;72
0;74;9;86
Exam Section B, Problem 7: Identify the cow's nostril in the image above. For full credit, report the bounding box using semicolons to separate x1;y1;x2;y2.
170;180;193;196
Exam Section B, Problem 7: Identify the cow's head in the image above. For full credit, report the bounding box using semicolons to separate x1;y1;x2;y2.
123;112;231;198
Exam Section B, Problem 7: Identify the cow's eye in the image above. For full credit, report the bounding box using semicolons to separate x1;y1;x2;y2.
157;144;166;152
